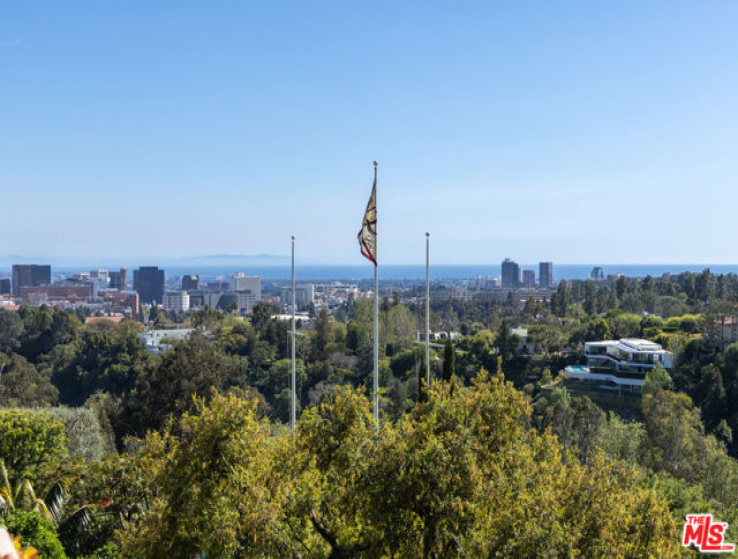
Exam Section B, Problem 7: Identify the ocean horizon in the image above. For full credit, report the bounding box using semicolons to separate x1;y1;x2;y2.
3;264;738;283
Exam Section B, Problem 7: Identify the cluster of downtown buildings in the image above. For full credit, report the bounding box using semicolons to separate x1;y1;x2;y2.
501;259;554;289
0;264;263;316
1;264;137;315
0;264;356;319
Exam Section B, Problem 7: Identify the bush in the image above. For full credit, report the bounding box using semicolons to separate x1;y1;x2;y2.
0;410;67;480
44;408;109;462
0;510;67;558
2;408;110;465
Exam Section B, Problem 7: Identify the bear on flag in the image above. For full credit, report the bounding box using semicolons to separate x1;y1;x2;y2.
357;166;377;266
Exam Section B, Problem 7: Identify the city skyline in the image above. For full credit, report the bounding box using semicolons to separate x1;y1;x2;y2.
3;2;738;264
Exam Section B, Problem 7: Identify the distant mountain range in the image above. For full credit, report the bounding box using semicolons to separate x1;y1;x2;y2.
190;254;288;261
0;253;291;271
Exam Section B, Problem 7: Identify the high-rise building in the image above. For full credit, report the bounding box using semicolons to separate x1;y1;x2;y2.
133;267;165;304
88;269;110;294
109;268;127;291
501;259;520;288
539;262;553;287
522;269;536;287
12;265;51;296
0;279;10;295
181;274;199;291
230;273;261;300
590;267;605;281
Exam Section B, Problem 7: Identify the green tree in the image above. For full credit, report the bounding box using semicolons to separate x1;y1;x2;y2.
589;318;611;341
191;307;223;330
313;308;332;360
0;410;67;480
570;396;606;466
598;413;644;465
442;339;455;381
583;280;596;315
0;353;58;407
45;327;149;406
641;390;705;481
119;374;679;557
642;363;673;395
122;392;286;558
127;332;247;435
0;310;24;354
250;302;272;335
44;408;108;463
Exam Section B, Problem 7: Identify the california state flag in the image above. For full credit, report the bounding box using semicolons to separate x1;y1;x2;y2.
357;173;377;265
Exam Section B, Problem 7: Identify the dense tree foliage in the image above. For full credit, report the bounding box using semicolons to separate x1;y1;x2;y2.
122;376;678;557
1;269;738;553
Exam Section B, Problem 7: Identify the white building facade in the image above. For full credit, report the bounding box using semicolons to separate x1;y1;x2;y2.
163;291;190;312
230;273;261;300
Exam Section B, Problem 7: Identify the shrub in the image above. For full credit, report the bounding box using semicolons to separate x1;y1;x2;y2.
44;408;108;462
0;410;67;480
0;510;67;558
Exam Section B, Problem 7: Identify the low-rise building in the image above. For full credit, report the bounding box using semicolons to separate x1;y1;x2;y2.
140;328;195;355
509;326;532;354
283;284;315;310
236;291;256;311
163;291;190;313
99;291;139;315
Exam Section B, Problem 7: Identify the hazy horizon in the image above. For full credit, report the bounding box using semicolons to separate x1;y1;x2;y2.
3;254;738;269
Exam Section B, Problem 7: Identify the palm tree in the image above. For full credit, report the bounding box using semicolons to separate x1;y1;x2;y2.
0;459;89;531
0;460;51;521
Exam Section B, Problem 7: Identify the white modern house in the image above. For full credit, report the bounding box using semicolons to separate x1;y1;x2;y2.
565;338;673;394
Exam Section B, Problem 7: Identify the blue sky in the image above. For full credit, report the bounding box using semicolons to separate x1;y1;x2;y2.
2;1;737;265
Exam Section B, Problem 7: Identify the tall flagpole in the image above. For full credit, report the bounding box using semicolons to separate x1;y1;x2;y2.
291;235;296;430
373;161;379;430
425;232;430;388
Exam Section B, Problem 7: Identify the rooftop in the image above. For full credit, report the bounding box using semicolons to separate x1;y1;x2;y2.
620;338;663;351
586;338;669;355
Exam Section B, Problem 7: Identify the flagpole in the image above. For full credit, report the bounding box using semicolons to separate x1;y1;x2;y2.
373;161;379;430
291;235;296;430
425;232;430;388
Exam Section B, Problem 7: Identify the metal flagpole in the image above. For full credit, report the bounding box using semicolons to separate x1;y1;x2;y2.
373;162;379;430
425;232;430;388
291;235;296;430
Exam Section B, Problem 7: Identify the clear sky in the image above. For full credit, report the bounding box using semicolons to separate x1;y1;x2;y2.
2;1;737;266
